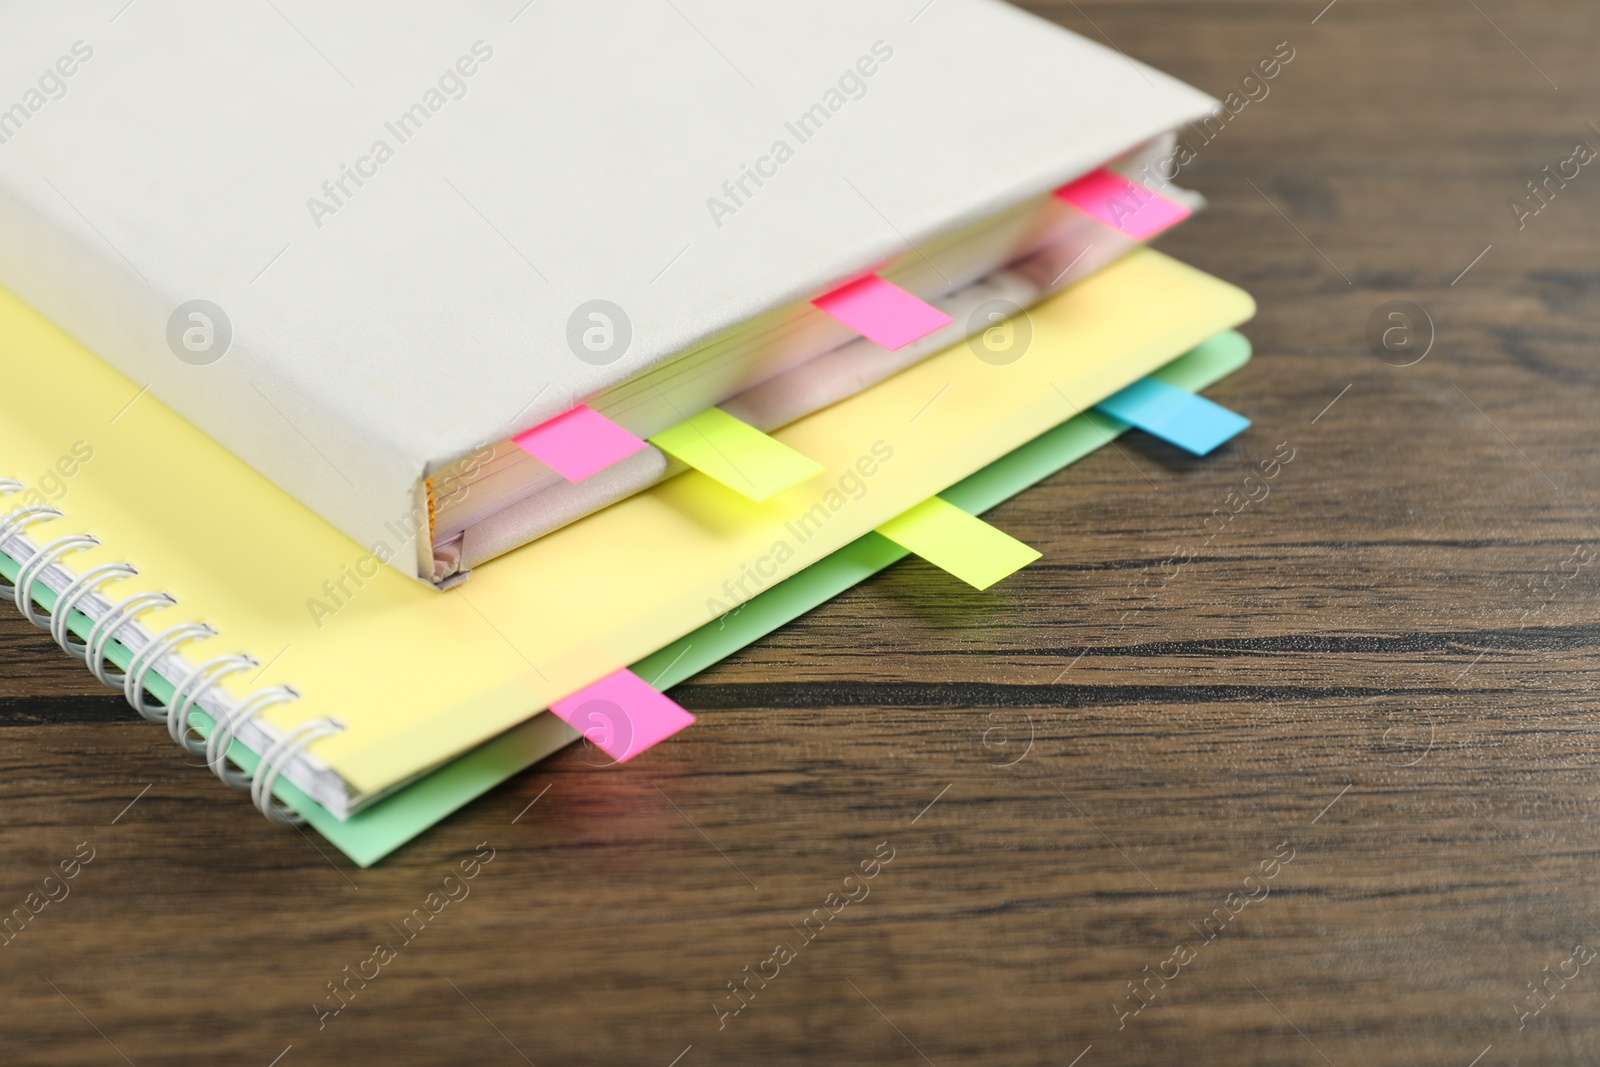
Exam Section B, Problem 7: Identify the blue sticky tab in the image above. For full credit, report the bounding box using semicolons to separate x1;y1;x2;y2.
1095;378;1250;456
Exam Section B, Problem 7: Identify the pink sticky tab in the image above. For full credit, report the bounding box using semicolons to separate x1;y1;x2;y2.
1055;168;1191;240
512;405;648;483
813;274;954;351
549;668;695;764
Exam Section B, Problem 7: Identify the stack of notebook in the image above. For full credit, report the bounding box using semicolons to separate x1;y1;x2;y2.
0;1;1254;864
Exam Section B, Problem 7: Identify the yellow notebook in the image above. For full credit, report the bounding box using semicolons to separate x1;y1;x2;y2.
0;250;1253;814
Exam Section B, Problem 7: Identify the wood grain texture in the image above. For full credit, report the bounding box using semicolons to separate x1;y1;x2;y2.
4;2;1599;1063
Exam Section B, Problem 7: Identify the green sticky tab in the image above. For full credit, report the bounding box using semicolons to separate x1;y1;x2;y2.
650;407;824;501
875;496;1041;590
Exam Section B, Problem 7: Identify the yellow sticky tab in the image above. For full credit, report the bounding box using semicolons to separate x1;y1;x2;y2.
876;497;1041;590
650;407;824;502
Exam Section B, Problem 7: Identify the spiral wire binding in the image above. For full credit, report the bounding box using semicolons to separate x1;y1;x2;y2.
52;561;140;656
0;480;342;826
206;686;298;789
124;622;216;720
15;533;99;627
91;597;184;693
252;719;344;824
168;654;258;753
0;499;64;597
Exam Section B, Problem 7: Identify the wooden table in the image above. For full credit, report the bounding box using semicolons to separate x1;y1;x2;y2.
4;2;1598;1063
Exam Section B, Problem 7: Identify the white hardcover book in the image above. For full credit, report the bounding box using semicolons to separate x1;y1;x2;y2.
0;0;1215;582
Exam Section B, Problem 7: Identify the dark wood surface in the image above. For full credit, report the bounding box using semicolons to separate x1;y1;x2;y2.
5;2;1600;1063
